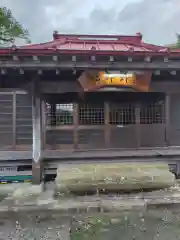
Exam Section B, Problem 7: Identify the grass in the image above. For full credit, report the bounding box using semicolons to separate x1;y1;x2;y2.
71;208;180;240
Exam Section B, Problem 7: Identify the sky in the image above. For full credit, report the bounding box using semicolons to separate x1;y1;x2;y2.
1;0;180;45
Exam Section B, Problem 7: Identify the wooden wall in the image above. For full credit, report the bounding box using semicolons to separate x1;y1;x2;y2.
0;82;180;150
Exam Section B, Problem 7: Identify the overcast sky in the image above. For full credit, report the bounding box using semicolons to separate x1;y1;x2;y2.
1;0;180;45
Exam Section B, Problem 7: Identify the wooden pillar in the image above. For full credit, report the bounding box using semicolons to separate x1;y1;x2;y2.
41;100;46;150
50;103;56;125
73;103;79;149
12;91;16;149
135;103;141;148
165;93;170;146
32;80;43;184
104;102;110;148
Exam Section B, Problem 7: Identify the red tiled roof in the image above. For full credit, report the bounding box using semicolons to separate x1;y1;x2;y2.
20;32;163;52
1;32;180;56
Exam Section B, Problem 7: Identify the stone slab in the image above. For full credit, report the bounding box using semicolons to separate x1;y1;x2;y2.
0;183;26;198
2;183;43;206
0;182;180;215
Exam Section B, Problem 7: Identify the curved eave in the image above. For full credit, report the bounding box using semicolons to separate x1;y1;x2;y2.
84;84;146;92
0;48;180;57
91;86;138;92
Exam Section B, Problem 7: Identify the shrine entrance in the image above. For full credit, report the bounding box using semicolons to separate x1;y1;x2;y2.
46;92;166;150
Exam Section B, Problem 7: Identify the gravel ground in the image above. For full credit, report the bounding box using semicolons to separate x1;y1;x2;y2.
0;212;70;240
0;207;180;240
71;208;180;240
0;182;180;239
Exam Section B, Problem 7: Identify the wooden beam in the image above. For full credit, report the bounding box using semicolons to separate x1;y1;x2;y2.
104;102;110;148
135;103;141;148
32;56;38;61
1;69;6;75
50;103;56;126
128;57;133;62
32;79;43;184
19;68;24;74
165;93;170;146
171;70;176;75
144;56;151;62
1;60;180;70
91;55;96;61
73;103;79;149
53;56;58;61
109;56;114;62
12;92;16;149
12;55;19;61
41;101;46;150
72;56;76;62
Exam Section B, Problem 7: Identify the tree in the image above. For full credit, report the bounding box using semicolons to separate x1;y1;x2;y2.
175;34;180;48
0;7;30;45
168;34;180;49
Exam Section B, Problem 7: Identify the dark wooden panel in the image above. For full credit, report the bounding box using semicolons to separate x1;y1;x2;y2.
0;94;13;101
16;107;32;117
140;124;166;147
16;134;33;145
16;126;32;145
16;93;32;145
46;130;73;145
40;81;82;94
16;93;32;104
78;129;105;149
0;118;13;125
170;94;180;146
0;94;13;146
151;81;180;93
169;130;180;146
110;125;137;148
0;133;13;146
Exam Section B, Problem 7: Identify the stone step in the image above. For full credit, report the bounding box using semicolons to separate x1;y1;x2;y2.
0;182;180;214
